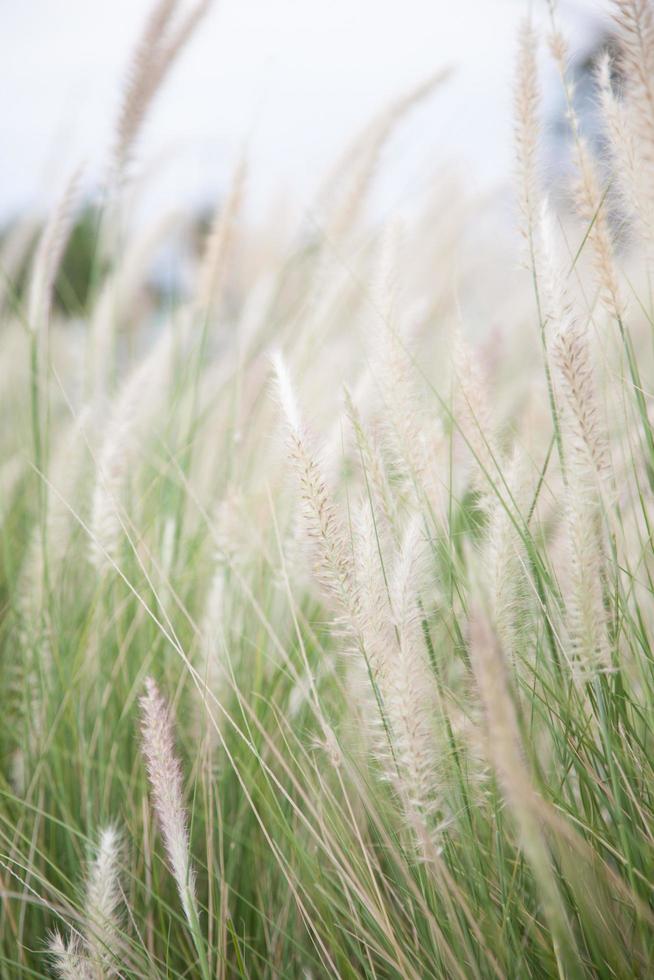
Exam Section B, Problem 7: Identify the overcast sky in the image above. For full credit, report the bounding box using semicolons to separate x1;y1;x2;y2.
1;0;612;226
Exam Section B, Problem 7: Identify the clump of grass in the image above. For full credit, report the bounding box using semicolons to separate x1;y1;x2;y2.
2;3;654;977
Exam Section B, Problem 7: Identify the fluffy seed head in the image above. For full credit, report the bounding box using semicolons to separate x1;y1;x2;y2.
48;932;95;980
85;825;124;976
140;677;197;927
273;351;358;622
514;18;542;250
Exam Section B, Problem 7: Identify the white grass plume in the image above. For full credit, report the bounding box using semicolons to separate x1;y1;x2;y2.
11;534;55;794
345;388;398;544
193;548;231;743
514;18;542;256
27;168;81;334
540;203;609;490
48;931;95;980
112;0;212;180
552;321;610;490
353;501;395;684
540;204;611;678
483;449;529;662
370;227;447;520
272;350;302;438
84;826;124;976
548;21;623;321
275;354;440;821
139;676;199;936
597;52;654;258
320;70;450;243
353;507;439;822
573;138;624;323
468;608;535;818
90;324;174;572
272;350;358;622
453;328;497;499
562;489;612;680
383;518;439;818
612;0;654;175
46;826;126;979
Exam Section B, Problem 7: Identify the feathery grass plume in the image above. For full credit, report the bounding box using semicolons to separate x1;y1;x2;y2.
514;19;567;475
352;506;440;834
540;203;609;490
9;679;47;798
468;607;578;975
44;827;126;978
540;203;612;678
612;1;654;164
514;19;542;255
320;70;450;243
84;826;124;976
574;136;624;322
198;558;226;680
196;156;247;313
9;406;98;794
352;500;395;684
112;0;212;181
597;52;654;257
48;931;95;980
45;405;98;570
561;485;612;679
551;320;610;490
548;19;624;322
192;519;237;743
139;677;209;976
559;457;611;686
345;388;399;545
383;518;439;819
27;168;81;333
549;9;654;513
26;170;81;454
453;329;497;500
10;545;52;795
15;405;96;632
272;350;358;623
482;449;528;662
90;323;174;572
371;226;447;520
343;503;394;766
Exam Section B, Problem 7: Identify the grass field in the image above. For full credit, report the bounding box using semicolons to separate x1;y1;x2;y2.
2;1;654;977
